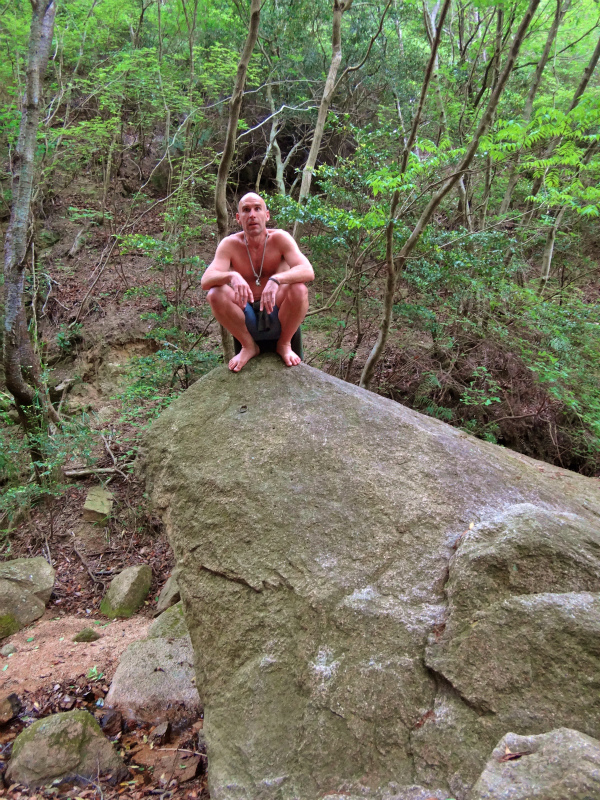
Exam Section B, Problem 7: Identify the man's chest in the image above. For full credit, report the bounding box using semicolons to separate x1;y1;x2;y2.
230;241;283;282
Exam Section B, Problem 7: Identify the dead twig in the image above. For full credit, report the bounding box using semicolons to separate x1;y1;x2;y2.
72;538;107;588
63;465;130;479
157;747;207;757
101;433;117;466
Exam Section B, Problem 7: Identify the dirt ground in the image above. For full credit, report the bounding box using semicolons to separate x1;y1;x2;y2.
0;475;207;800
0;613;151;697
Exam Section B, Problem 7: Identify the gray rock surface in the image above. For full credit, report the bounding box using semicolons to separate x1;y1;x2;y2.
100;564;152;618
105;637;200;725
0;580;46;639
0;557;55;603
155;574;180;615
6;709;127;786
419;505;600;790
141;355;600;800
470;728;600;800
147;601;188;639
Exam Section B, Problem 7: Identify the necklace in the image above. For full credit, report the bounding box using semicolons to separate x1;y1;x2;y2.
244;232;268;286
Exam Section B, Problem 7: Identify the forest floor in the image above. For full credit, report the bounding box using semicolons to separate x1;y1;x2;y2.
0;468;209;800
0;183;229;798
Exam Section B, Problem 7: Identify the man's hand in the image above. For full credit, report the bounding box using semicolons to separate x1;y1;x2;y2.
229;272;253;309
260;278;278;314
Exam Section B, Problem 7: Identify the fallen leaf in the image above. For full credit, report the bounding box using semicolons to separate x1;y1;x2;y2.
499;750;531;762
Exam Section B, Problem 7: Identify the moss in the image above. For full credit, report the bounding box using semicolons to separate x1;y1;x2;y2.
147;602;188;639
73;627;100;642
11;710;100;761
100;565;152;619
0;613;20;639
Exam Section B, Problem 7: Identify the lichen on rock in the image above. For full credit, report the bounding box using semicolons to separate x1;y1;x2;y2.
6;709;127;786
100;564;152;618
0;581;46;639
0;556;55;604
147;600;188;639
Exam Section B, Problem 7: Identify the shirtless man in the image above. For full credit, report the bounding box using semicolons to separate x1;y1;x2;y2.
201;192;314;372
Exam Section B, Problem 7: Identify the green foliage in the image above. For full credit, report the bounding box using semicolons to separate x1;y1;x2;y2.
0;412;97;529
460;367;502;407
56;323;83;353
116;199;220;443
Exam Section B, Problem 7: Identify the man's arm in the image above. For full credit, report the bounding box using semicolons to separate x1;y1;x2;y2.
201;238;253;308
201;239;235;290
274;231;315;284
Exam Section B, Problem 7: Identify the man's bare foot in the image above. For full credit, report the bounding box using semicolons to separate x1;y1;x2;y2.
228;342;260;372
276;342;302;367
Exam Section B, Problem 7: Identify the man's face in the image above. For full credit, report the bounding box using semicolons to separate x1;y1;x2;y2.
236;194;270;236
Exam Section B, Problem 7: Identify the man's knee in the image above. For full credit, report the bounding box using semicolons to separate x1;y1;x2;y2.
207;285;231;309
285;282;308;304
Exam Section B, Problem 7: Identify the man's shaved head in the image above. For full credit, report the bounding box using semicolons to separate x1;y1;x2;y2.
238;192;267;212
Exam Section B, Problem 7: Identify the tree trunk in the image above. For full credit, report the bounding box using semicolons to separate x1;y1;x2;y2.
457;175;474;230
527;31;600;205
360;0;542;389
423;0;448;144
499;0;570;215
292;0;353;239
215;0;261;240
3;0;59;425
357;0;450;389
214;0;261;360
537;142;596;293
539;205;567;292
255;84;281;193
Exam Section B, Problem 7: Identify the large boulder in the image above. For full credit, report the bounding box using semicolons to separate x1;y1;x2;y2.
140;356;600;800
470;728;600;800
105;637;200;726
6;709;127;786
100;564;152;618
0;557;55;603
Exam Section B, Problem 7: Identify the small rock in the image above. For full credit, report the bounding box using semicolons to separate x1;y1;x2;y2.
0;557;55;604
99;708;122;736
150;721;170;745
105;637;201;726
0;693;22;724
5;709;128;787
470;727;600;800
83;486;114;523
100;564;152;618
154;575;181;616
147;601;188;639
73;627;101;642
1;643;16;656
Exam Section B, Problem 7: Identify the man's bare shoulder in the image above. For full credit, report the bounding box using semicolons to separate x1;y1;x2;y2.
266;229;295;248
221;232;245;247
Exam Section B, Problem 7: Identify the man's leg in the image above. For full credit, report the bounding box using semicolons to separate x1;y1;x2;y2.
207;285;259;372
275;283;308;366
